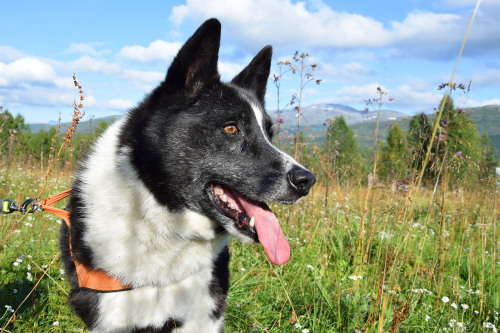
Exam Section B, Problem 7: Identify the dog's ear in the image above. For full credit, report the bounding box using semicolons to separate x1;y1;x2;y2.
231;45;272;105
163;18;221;96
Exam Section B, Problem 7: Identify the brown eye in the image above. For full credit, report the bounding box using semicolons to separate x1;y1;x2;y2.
224;125;238;134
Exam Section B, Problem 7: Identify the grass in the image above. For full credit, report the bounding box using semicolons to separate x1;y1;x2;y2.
0;163;498;332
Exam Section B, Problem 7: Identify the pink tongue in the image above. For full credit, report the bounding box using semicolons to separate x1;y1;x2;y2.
236;195;290;265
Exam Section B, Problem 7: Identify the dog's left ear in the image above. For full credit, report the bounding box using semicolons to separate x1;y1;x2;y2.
231;46;272;105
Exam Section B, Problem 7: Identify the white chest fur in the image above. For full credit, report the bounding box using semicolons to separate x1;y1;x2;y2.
78;120;229;331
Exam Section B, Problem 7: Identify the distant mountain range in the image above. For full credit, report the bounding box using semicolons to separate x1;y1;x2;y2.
269;103;406;127
28;103;500;159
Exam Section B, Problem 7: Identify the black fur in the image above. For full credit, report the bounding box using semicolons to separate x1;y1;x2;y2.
60;18;315;332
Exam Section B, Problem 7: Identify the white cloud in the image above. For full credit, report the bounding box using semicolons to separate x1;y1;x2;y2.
69;55;122;75
333;83;386;104
319;62;373;80
0;58;57;86
170;0;388;48
107;98;135;110
117;40;182;65
218;61;244;81
66;42;103;56
169;0;500;59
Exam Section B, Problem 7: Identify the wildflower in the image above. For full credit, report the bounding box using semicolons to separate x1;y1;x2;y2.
306;265;314;270
5;305;14;313
303;330;310;333
276;118;284;124
364;108;369;114
295;323;302;328
26;272;33;282
348;276;363;280
426;315;431;322
388;97;394;101
451;302;458;309
240;268;246;272
461;304;469;310
442;296;450;303
13;261;19;267
483;322;497;332
53;321;60;326
455;151;463;157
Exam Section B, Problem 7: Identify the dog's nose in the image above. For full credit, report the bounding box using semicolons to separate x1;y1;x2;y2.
288;166;316;196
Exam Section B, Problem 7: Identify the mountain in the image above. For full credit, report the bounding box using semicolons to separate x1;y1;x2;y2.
29;116;120;134
27;103;499;158
269;103;406;127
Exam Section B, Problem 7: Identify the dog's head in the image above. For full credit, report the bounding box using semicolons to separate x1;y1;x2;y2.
121;19;315;265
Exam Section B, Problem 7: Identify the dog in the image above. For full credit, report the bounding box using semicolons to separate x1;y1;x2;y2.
60;18;316;332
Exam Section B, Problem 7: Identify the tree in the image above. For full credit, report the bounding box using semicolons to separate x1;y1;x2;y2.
442;97;480;185
477;132;497;183
325;116;363;185
379;122;407;180
408;113;434;184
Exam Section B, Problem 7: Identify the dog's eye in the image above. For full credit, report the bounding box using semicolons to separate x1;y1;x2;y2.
223;125;238;134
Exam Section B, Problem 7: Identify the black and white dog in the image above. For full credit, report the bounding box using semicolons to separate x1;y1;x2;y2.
60;18;315;332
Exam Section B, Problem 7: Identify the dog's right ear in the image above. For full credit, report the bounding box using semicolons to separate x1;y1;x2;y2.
162;18;221;96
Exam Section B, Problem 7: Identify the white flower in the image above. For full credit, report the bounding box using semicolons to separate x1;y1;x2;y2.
26;272;33;282
240;268;246;272
461;304;469;310
13;261;19;267
306;265;314;270
52;321;59;326
451;302;458;309
426;315;431;322
442;296;450;303
295;323;302;328
5;305;14;313
27;264;31;271
302;330;310;333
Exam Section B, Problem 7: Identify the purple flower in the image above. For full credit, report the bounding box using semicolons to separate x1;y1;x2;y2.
441;119;448;126
364;108;369;114
276;118;284;124
456;151;463;157
388;97;395;102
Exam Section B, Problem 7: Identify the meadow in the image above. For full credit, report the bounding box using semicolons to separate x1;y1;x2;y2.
0;41;499;332
0;151;498;332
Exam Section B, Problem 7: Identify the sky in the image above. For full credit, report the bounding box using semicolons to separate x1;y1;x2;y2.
1;0;499;123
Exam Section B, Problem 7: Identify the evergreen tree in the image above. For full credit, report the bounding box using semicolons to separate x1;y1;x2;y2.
477;132;497;183
379;122;407;180
325;116;363;185
442;97;480;185
408;113;435;184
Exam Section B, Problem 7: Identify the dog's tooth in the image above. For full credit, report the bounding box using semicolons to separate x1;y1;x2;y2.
249;216;255;227
214;185;224;195
221;194;228;202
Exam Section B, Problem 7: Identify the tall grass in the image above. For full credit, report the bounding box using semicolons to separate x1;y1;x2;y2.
0;163;498;332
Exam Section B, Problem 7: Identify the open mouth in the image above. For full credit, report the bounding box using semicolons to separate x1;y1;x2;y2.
208;184;290;265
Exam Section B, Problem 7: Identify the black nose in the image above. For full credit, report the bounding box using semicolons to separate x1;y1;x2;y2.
288;166;316;196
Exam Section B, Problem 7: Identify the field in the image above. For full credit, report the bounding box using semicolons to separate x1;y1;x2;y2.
0;159;498;332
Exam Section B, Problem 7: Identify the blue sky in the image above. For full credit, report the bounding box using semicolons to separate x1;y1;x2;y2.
1;0;499;123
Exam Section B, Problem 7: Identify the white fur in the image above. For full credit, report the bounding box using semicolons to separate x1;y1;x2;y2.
78;118;230;331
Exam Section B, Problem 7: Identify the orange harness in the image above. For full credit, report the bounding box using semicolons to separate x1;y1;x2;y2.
38;189;131;292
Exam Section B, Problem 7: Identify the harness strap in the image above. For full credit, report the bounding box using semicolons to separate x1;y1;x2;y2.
39;189;131;292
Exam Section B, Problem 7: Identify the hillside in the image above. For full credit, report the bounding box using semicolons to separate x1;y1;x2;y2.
350;105;500;158
27;104;499;158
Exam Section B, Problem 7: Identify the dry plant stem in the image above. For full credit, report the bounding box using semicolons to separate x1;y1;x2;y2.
401;0;481;214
